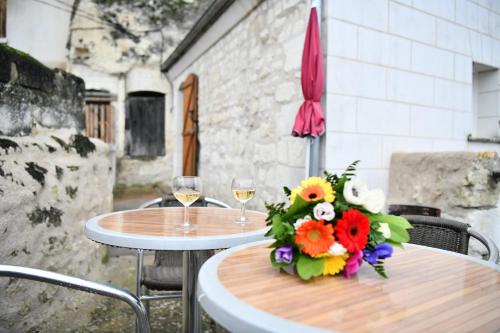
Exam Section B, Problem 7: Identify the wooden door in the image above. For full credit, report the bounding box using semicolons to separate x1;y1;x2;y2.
126;93;165;157
0;0;6;38
181;74;198;176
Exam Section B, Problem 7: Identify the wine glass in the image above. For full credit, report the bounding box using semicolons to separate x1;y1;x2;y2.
172;176;202;231
231;177;256;224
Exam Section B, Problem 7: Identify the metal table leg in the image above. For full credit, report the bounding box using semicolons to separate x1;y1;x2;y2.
182;250;209;333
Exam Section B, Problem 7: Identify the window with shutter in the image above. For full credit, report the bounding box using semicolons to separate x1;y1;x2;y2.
180;74;198;176
84;90;116;143
125;91;165;157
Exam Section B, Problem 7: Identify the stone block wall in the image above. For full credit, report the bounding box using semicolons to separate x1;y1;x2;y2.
0;44;85;136
171;0;309;209
388;151;500;251
0;130;115;332
324;0;500;193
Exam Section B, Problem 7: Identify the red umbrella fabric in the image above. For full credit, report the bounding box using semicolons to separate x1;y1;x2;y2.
292;7;325;138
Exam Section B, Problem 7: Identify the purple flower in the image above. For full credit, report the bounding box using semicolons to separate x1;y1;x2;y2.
363;243;393;265
344;250;363;278
275;244;293;264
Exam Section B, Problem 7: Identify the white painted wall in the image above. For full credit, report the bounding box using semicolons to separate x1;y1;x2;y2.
6;0;72;69
324;0;500;192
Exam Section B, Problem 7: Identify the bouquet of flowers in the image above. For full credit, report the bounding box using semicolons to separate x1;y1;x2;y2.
265;161;412;280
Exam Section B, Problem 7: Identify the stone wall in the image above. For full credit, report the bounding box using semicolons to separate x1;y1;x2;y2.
0;130;115;332
388;151;500;252
0;45;85;136
170;0;309;209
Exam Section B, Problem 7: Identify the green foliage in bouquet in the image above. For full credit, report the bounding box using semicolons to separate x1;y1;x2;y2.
265;161;412;280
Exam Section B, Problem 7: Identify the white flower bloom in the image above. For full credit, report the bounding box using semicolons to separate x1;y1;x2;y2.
343;178;369;205
363;189;386;214
313;202;335;221
378;222;391;239
294;215;312;230
328;242;347;256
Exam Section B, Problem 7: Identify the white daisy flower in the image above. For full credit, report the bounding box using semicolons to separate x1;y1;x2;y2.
294;215;312;230
363;189;386;214
328;242;347;256
343;178;369;205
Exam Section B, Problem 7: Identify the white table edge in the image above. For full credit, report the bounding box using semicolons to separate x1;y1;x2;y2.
84;207;270;250
197;239;334;333
197;240;499;333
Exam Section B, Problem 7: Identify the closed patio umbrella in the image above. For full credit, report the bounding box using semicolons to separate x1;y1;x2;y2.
292;4;324;176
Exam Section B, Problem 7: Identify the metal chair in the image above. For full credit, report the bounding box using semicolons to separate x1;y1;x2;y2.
402;215;499;264
0;264;150;333
135;195;230;311
388;204;441;217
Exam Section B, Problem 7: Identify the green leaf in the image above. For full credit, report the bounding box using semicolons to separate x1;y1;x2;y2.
271;214;283;236
379;215;412;244
373;264;388;278
379;214;412;229
282;195;310;220
283;186;291;197
296;255;324;280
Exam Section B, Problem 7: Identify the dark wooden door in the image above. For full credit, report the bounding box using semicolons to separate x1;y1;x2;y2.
181;74;198;176
0;0;5;38
126;93;165;157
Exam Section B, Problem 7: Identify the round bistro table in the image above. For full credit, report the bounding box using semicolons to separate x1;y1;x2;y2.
85;207;268;333
198;240;500;333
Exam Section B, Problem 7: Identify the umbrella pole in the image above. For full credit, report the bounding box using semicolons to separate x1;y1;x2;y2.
307;137;321;177
306;0;322;177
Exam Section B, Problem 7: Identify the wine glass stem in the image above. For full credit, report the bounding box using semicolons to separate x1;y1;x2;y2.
184;206;189;227
240;202;246;221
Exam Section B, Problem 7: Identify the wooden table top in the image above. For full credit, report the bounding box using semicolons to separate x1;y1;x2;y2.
199;241;500;333
85;207;269;250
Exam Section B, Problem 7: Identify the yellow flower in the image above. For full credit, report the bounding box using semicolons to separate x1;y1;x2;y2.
322;254;348;276
290;177;335;204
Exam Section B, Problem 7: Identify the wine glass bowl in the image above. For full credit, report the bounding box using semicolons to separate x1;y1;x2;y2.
172;176;202;231
231;178;256;224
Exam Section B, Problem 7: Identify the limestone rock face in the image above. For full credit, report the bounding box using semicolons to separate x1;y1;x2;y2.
68;0;211;74
388;152;500;212
0;45;85;136
0;130;115;332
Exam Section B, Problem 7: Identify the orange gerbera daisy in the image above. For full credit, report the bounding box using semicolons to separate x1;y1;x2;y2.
295;220;335;256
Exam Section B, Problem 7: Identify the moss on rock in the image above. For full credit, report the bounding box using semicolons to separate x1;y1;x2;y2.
45;144;57;153
27;207;63;227
55;166;64;180
50;136;70;152
65;186;78;199
0;138;20;154
70;134;96;158
25;162;48;186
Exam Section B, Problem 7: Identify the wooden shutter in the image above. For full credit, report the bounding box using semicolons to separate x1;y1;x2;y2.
84;94;115;143
0;0;6;38
181;74;199;176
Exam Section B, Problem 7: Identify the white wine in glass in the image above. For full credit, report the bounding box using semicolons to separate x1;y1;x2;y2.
172;176;202;231
231;178;256;224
